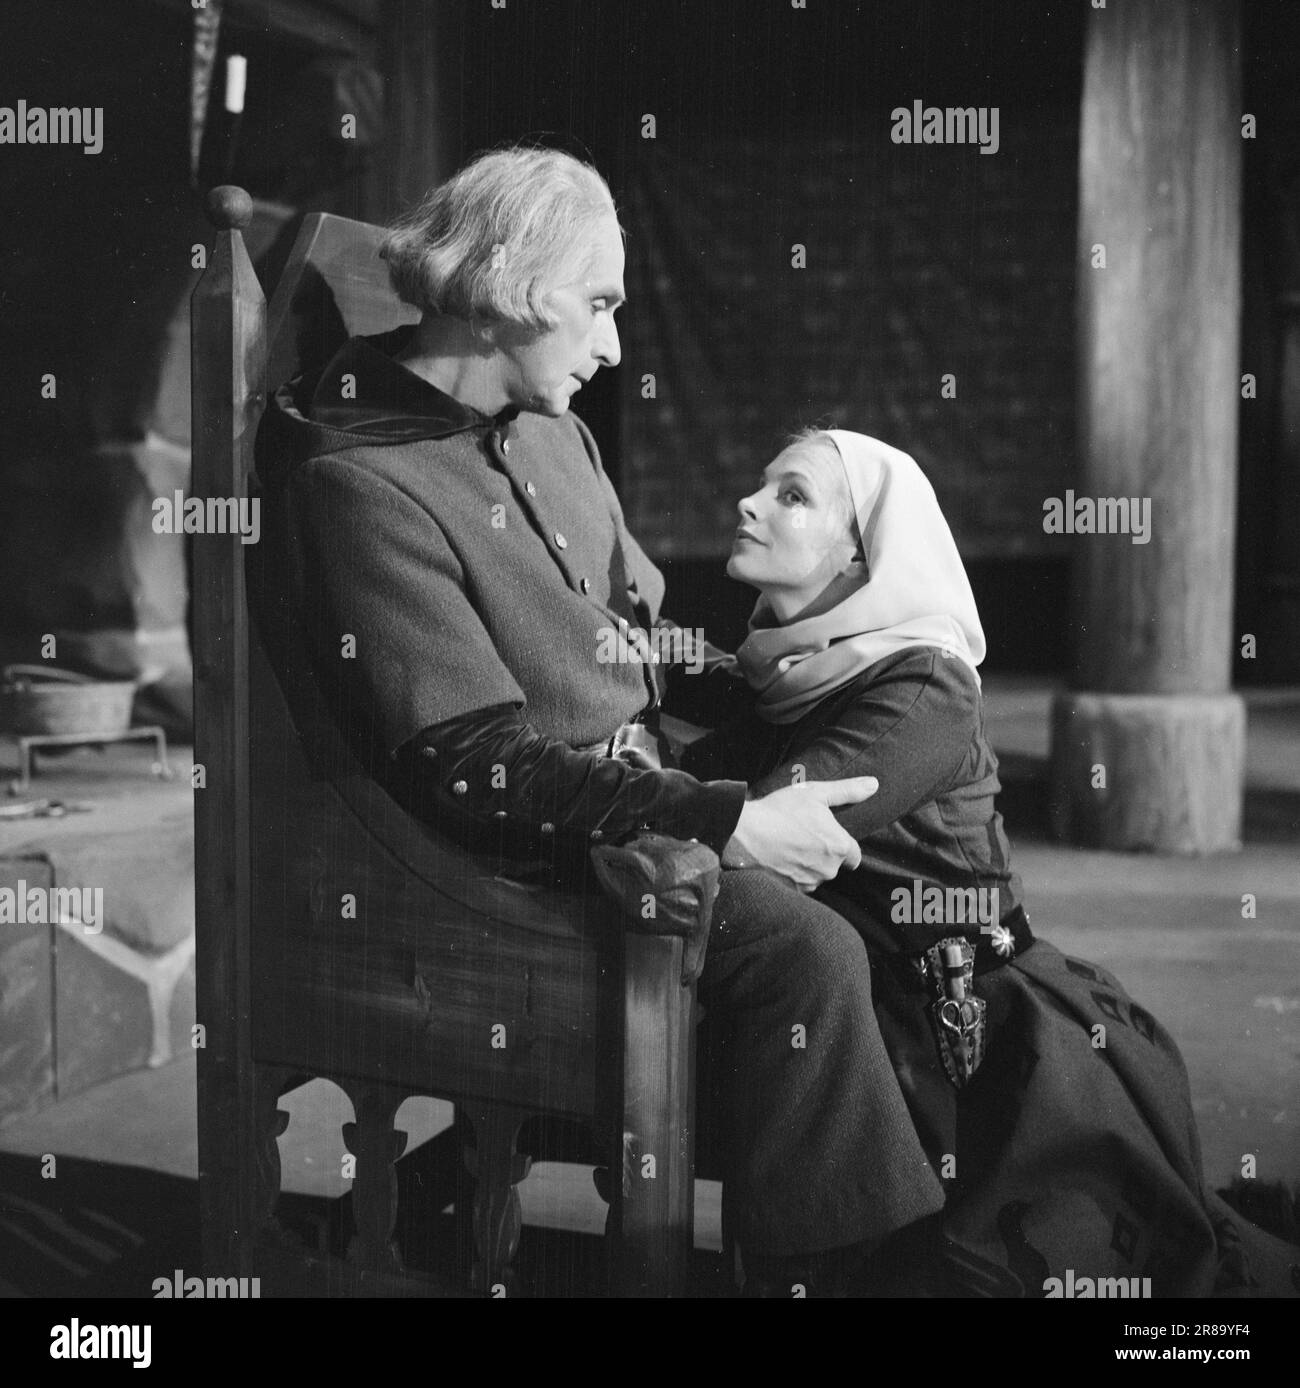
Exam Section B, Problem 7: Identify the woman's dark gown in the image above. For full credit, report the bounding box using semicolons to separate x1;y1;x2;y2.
682;646;1298;1297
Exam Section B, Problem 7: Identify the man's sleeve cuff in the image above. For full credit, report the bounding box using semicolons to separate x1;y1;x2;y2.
677;778;747;857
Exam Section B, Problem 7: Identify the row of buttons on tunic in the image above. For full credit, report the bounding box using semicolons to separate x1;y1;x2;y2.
496;437;590;592
443;769;605;839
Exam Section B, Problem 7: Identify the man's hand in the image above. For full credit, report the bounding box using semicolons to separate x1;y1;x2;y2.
722;777;879;892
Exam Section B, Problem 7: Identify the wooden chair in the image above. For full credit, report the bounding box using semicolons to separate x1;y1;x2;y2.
190;185;698;1297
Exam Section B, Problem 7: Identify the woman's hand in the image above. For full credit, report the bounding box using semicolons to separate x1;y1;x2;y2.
722;777;877;892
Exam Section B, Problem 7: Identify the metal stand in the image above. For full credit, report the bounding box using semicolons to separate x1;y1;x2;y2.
6;726;173;794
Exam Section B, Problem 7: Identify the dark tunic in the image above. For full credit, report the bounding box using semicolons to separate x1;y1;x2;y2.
255;326;746;859
686;646;1298;1296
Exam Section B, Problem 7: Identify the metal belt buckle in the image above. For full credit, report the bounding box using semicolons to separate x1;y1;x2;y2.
925;937;987;1089
607;720;665;770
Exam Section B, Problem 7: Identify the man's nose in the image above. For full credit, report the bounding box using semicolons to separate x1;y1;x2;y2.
593;315;621;368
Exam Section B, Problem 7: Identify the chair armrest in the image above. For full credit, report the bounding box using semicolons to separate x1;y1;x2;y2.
589;833;721;986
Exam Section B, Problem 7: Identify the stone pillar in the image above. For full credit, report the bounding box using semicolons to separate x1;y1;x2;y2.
1050;0;1245;853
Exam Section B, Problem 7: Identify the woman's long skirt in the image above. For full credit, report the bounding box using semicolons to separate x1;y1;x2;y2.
868;933;1300;1298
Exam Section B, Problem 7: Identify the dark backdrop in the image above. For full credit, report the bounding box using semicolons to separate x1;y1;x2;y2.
1;0;1297;681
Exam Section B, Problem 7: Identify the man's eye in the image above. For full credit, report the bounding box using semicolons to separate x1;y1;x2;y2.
591;299;607;312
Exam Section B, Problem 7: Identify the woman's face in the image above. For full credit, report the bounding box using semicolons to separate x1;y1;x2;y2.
726;443;859;616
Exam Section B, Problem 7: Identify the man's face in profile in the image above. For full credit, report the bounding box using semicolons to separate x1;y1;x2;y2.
492;215;625;417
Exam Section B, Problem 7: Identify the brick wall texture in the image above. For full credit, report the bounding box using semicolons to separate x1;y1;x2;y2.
620;121;1078;559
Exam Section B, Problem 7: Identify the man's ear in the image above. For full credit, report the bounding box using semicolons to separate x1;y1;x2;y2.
482;313;534;354
468;312;497;350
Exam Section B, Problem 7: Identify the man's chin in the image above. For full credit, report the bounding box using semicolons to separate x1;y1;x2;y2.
524;393;571;418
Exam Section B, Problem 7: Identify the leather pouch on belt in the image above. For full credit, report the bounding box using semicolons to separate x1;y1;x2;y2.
925;937;987;1088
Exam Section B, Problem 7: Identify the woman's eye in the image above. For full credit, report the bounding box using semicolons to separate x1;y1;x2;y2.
781;489;805;505
590;299;607;312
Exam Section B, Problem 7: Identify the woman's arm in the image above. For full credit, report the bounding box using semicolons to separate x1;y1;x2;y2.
748;648;980;837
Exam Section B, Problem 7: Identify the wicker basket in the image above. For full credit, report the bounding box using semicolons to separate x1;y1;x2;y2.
0;665;136;738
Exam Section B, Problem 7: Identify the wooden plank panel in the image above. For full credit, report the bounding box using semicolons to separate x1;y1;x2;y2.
245;596;607;1115
191;189;265;1280
265;212;418;397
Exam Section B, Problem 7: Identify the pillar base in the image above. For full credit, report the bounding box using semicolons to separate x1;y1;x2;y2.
1049;691;1245;854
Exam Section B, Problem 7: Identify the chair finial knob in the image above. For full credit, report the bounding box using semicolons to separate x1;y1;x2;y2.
207;185;253;230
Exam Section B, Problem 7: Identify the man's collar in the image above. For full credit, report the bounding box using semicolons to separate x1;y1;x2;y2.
308;324;519;441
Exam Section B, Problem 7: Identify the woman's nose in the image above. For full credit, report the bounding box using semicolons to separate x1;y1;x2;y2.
737;492;760;520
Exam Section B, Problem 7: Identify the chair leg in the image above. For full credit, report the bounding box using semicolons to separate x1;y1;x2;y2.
453;1106;476;1286
339;1081;409;1274
611;932;696;1297
459;1103;532;1296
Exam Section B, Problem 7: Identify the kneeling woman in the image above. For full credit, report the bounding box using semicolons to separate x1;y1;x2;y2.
684;428;1297;1297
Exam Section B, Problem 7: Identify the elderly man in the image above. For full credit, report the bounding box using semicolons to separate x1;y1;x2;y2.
255;145;944;1294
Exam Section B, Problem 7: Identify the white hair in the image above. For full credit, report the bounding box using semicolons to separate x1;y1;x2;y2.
379;146;621;332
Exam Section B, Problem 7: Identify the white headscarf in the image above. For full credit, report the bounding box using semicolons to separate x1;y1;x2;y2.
733;430;986;724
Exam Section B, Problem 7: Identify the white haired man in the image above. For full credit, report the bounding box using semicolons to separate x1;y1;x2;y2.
255;145;945;1294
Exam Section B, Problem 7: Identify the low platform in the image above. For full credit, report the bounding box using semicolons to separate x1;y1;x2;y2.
0;737;196;1124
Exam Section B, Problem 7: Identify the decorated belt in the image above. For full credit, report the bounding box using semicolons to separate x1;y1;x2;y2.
573;724;657;762
893;905;1034;988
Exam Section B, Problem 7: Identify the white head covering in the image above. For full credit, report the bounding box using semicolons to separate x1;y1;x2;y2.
733;430;986;723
